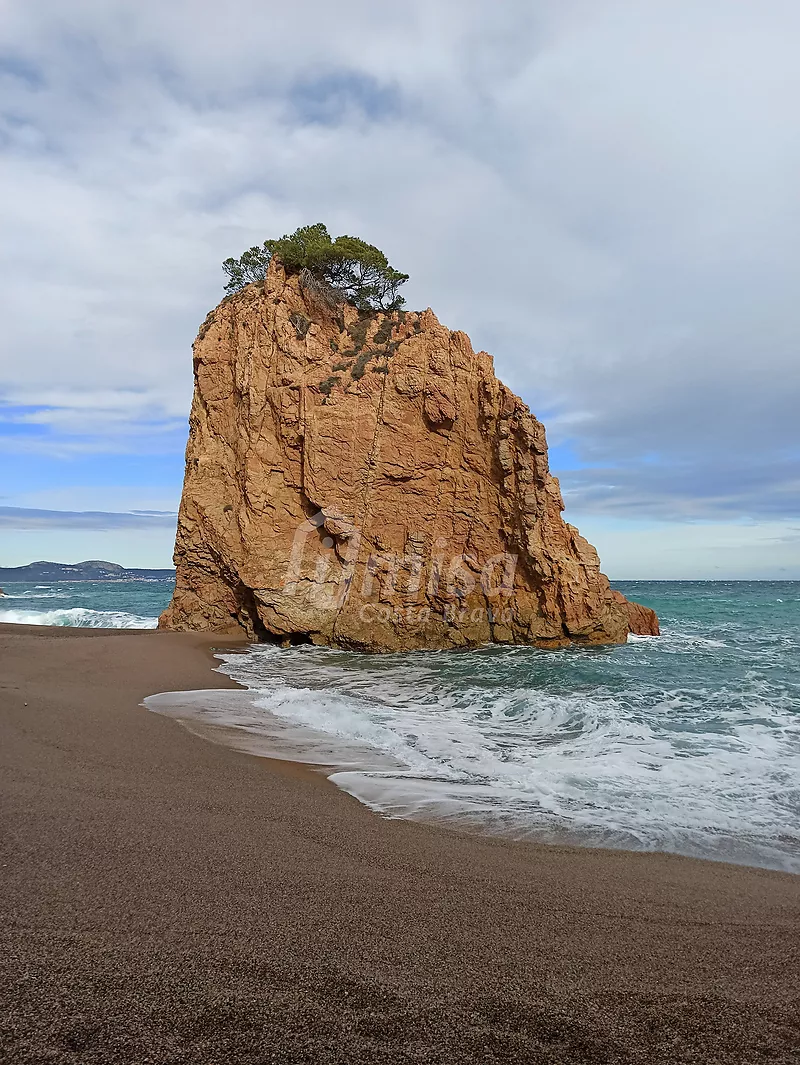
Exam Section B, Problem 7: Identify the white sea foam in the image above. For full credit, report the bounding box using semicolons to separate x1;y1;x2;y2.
0;607;158;628
0;591;68;599
144;637;800;874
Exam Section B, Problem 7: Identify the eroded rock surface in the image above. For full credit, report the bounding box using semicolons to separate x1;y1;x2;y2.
160;261;659;649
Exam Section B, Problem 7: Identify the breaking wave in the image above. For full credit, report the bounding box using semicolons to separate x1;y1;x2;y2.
0;607;158;628
145;581;800;875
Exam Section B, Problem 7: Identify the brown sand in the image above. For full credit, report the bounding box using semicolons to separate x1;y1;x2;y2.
1;623;798;1064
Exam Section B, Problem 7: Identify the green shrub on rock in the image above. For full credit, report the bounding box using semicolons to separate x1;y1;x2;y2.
319;375;340;396
372;318;394;346
351;351;373;380
223;223;408;312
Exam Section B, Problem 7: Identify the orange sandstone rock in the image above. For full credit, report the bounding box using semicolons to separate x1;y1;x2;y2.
159;260;658;649
612;591;661;637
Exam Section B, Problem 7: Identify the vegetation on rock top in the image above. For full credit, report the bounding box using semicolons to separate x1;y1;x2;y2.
222;222;409;311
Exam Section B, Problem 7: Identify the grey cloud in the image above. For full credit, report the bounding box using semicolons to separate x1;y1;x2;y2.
0;0;799;526
0;506;178;531
287;74;403;126
560;456;800;521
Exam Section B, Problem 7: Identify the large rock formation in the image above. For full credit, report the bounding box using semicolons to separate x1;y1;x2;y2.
160;260;658;649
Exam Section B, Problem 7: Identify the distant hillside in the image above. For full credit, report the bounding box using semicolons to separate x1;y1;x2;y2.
0;560;175;583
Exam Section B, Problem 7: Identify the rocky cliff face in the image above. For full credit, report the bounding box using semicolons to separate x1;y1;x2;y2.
160;260;658;649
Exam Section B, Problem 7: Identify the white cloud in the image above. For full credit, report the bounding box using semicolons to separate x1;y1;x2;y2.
1;0;799;574
5;485;179;512
575;516;800;580
0;506;176;530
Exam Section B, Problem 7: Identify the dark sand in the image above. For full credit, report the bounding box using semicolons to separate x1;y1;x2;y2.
1;624;799;1064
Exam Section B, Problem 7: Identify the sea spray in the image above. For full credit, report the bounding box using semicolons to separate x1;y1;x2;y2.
0;606;158;628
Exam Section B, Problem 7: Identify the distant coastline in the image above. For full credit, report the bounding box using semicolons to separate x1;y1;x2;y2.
0;560;175;583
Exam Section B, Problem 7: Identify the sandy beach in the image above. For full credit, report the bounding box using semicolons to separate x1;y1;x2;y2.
1;623;799;1064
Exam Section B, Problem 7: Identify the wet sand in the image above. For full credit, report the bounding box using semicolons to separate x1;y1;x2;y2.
1;623;799;1063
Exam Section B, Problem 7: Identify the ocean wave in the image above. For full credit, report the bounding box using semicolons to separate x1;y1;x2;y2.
0;607;158;628
145;638;800;874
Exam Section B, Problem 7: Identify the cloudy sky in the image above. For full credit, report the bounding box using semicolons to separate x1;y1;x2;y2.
1;0;798;578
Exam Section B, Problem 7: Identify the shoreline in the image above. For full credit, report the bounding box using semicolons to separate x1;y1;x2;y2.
2;623;799;1063
150;679;797;877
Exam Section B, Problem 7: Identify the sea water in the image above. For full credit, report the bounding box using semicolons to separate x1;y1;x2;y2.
0;578;168;628
4;579;798;871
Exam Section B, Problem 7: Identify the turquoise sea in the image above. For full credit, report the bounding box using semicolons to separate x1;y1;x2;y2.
0;579;170;628
4;580;799;872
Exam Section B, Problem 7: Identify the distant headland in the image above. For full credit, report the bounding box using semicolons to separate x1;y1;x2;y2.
0;560;175;583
